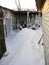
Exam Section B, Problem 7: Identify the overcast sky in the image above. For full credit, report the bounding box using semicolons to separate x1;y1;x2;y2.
0;0;37;10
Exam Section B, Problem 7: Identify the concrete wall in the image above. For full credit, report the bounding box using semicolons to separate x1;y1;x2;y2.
42;0;49;65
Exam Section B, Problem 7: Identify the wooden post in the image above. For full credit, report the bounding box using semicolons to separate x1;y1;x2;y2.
27;11;29;28
0;8;6;59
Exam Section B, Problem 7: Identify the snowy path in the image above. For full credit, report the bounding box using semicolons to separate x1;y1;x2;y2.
0;28;45;65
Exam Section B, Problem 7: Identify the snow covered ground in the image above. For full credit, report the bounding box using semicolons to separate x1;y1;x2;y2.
0;27;45;65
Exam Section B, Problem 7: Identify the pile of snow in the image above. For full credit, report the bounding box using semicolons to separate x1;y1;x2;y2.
0;28;45;65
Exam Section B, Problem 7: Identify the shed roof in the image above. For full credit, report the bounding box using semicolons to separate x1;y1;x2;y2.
0;5;42;15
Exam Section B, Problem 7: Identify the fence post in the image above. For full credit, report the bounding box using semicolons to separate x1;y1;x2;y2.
27;11;30;28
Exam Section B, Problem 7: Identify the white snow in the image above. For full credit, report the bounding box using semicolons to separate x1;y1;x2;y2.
0;27;45;65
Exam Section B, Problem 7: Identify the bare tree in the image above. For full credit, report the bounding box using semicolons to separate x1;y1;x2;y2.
15;0;21;11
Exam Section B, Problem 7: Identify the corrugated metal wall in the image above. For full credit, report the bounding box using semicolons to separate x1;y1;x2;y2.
42;0;49;65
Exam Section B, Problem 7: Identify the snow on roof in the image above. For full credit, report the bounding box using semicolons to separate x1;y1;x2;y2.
0;5;15;12
0;5;37;12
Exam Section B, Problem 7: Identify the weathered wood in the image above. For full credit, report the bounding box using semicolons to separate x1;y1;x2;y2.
27;11;30;28
0;9;6;59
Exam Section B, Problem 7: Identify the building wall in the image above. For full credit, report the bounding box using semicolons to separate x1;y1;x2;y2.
42;0;49;65
11;13;17;30
15;12;42;28
16;14;27;28
1;8;42;37
2;8;16;37
0;9;6;59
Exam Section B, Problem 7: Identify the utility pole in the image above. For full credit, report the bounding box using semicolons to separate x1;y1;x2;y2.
0;8;6;59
